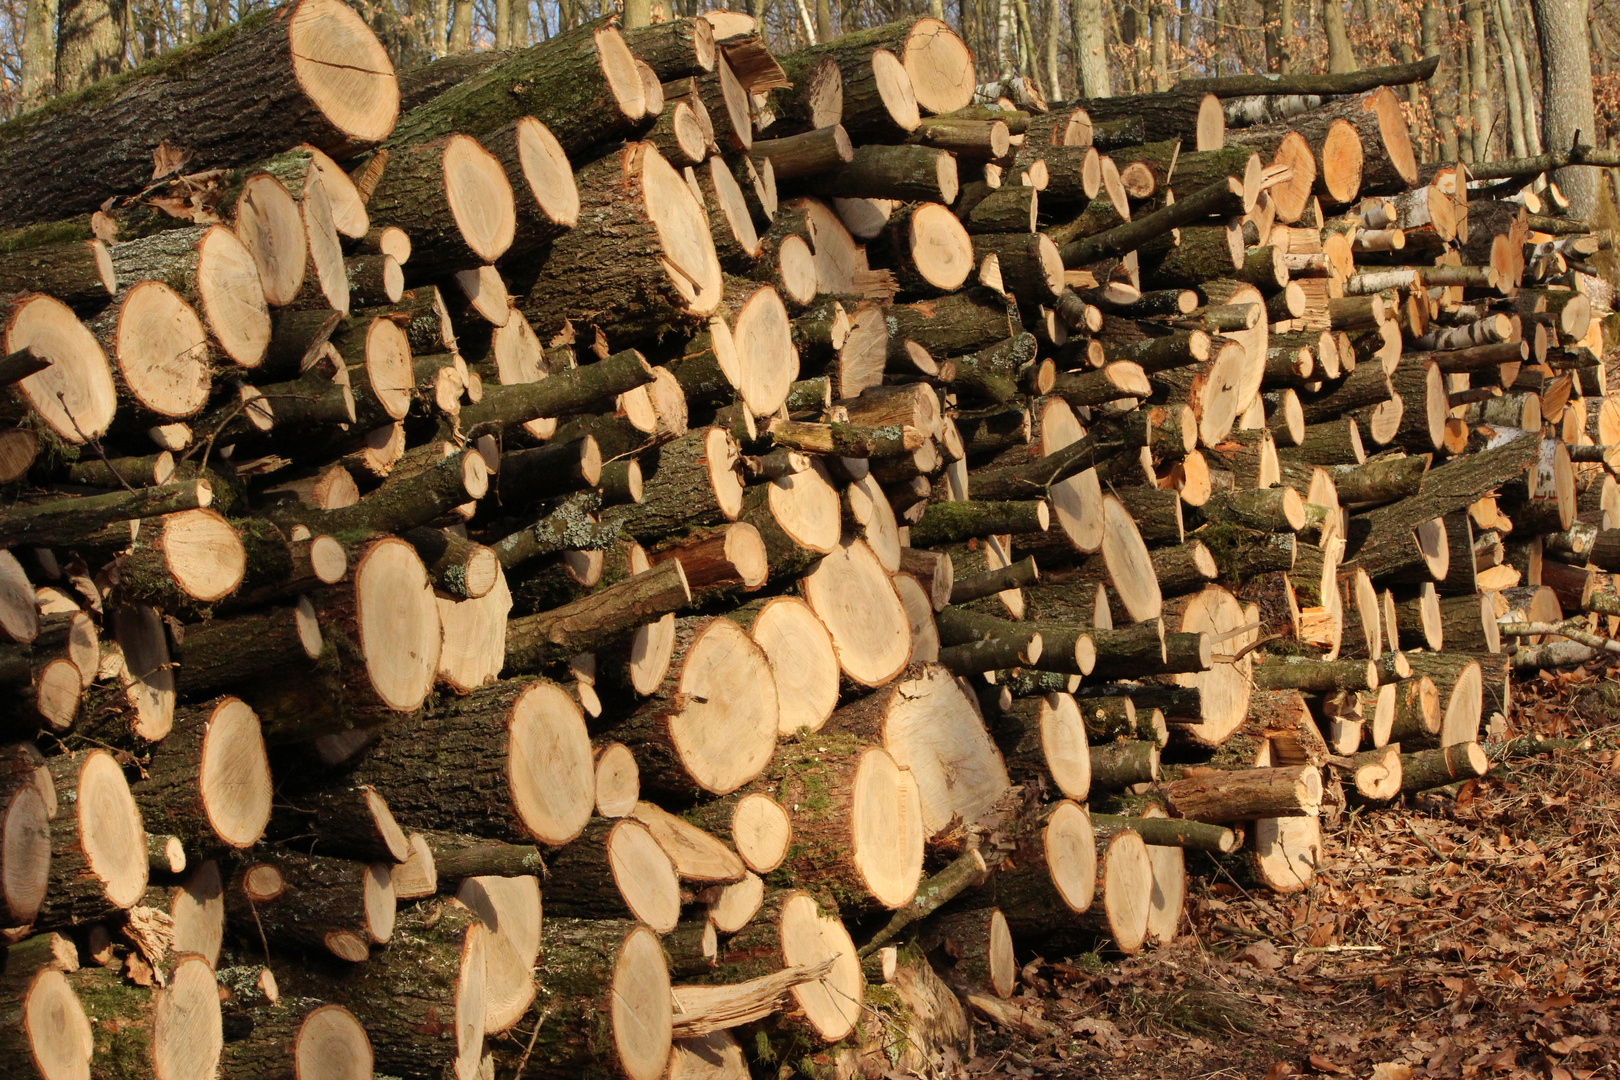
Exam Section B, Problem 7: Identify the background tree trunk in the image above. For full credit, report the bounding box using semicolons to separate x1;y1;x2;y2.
1076;0;1110;96
22;0;58;104
1466;0;1495;160
1531;0;1600;218
1323;0;1353;73
55;0;124;91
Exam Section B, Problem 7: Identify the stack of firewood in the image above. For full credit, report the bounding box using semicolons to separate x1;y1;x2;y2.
0;1;1613;1076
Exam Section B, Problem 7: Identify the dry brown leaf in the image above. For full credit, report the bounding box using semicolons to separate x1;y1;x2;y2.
151;139;189;180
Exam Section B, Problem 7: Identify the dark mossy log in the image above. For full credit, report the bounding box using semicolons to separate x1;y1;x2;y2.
1084;620;1177;681
1200;527;1297;581
0;0;398;226
485;918;673;1080
281;901;487;1080
401;526;501;602
694;887;863;1042
1102;327;1213;374
1195;486;1307;533
1344;429;1541;579
37;749;147;929
227;848;393;961
1138;224;1247;291
1330;454;1428;505
0;935;102;1080
937;632;1042;675
1434;592;1501;653
887;288;1021;357
0;479;211;548
909;499;1050;546
611;616;778;799
1089;740;1161;789
1165;765;1323;822
1400;741;1489;795
419;829;546;881
268;778;411;864
1090;812;1239;853
216;998;374;1080
0;239;115;308
1050;362;1152;410
750;125;854;180
959;184;1036;234
101;508;246;615
743;731;923;914
365;134;514;277
348;677;594;847
966;799;1097;935
1253;656;1378;692
969;232;1063;305
388;18;642;155
601;427;746;545
523;142;724;347
505;556;690;673
766;418;924;458
494;437;602;509
969;409;1158;500
623;16;717;79
989;692;1091;800
936;607;1082;675
1060;176;1253;266
458;347;655;437
1282;418;1366;466
130;697;271;856
1298;363;1393;427
62;451;172;490
950;555;1039;604
764;52;844;133
924;907;1016;999
492;495;624;575
945;333;1041;405
541;816;681;931
266;446;487;540
1076;696;1168;746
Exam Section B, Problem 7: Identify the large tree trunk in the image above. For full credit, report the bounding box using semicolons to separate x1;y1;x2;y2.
0;0;397;226
1531;0;1600;218
54;0;124;93
1076;0;1111;97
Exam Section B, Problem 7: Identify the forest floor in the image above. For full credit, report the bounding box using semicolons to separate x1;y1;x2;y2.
958;664;1620;1080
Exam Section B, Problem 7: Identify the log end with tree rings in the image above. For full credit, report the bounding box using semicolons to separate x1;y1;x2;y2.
595;742;641;817
301;145;370;239
1138;805;1186;945
849;746;926;909
1098;827;1152;954
775;234;819;306
1195;93;1226;150
642;145;726;319
899;18;974;116
879;664;1010;837
236;172;307;306
1366;86;1418;188
350;318;414;425
362;862;396;945
36;659;82;732
294;1005;373;1080
171;861;225;966
733;286;795;416
907;202;974;292
1318;118;1364;206
303;174;350;315
870;48;922;132
443;135;518;264
803;537;912;687
1268;130;1316;224
392;833;438;899
153;509;248;604
730;792;792;874
508;679;596;846
198;697;273;849
152;953;224;1080
19;967;93;1080
606;925;674;1080
3;784;51;923
75;748;151;910
0;428;39;483
1039;692;1092;801
6;294;117;443
309;535;349;584
1171;586;1254;747
1251;815;1319;893
668;618;779;795
1100;495;1161;622
114;282;211;419
749;595;839;735
455;875;538;1031
287;0;400;146
607;819;682;932
632;800;745;883
455;265;512;328
777;890;863;1042
707;156;761;259
354;539;442;713
515;117;582;230
1044;799;1098;914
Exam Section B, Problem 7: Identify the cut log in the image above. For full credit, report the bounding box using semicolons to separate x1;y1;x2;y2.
230;849;394;960
1164;765;1322;822
544;817;681;932
130;696;272;853
39;749;147;928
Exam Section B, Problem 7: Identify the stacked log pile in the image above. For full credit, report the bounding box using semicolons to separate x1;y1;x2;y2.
0;2;1614;1077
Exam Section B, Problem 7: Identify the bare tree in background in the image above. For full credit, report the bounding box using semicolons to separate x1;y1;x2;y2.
1532;0;1599;216
20;0;56;102
55;0;122;90
1322;0;1352;73
1075;0;1109;95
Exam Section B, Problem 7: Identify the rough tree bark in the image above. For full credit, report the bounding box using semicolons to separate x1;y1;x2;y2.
1531;0;1600;218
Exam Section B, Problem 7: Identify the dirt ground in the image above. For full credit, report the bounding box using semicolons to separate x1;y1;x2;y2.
956;666;1620;1080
